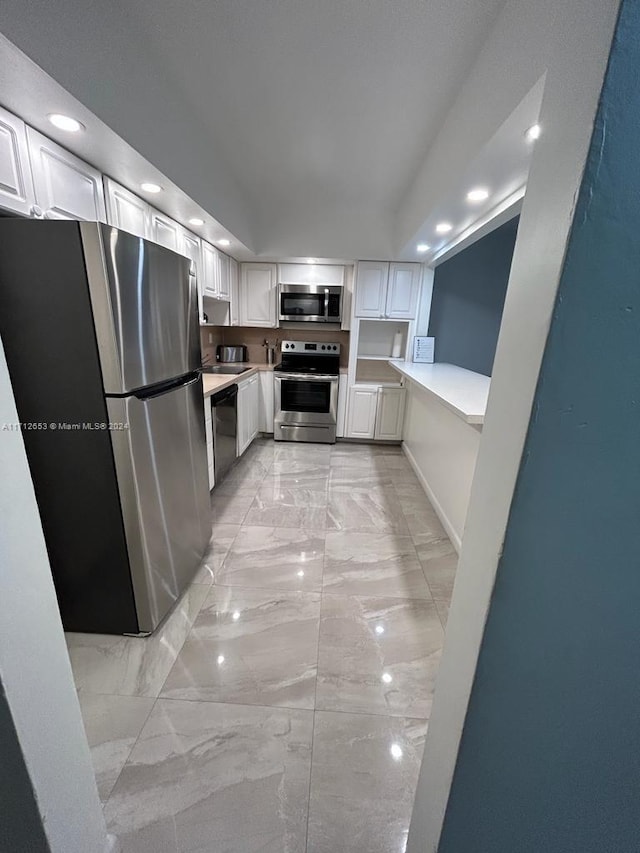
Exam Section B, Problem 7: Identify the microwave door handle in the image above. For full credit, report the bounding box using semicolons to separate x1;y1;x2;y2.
324;288;329;320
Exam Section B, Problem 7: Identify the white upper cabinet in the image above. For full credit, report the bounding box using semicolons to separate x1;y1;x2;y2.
201;240;219;298
385;263;421;319
27;128;106;222
239;263;277;328
104;178;150;239
218;251;231;301
229;258;239;326
277;263;345;286
341;264;354;331
180;230;202;277
354;261;421;320
354;261;390;318
0;106;36;216
180;230;203;321
150;208;181;251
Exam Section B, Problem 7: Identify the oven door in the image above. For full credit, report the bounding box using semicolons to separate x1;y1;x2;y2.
274;373;339;426
278;285;343;323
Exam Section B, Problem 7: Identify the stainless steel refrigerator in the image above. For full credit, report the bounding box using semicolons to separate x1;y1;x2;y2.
0;221;211;634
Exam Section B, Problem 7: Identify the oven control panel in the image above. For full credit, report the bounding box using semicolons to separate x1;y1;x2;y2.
281;340;340;354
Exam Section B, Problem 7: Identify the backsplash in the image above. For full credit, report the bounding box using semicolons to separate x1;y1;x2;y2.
200;327;224;366
200;326;350;368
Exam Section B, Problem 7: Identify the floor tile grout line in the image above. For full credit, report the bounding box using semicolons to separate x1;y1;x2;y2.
309;516;330;853
101;692;159;810
146;584;212;707
82;688;432;722
390;467;458;602
304;709;316;853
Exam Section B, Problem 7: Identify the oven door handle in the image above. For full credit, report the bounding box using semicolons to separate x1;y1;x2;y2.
275;373;339;382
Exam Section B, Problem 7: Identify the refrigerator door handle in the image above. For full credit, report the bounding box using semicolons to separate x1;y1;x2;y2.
180;374;201;389
133;371;200;401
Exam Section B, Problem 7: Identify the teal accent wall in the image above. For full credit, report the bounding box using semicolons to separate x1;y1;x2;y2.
0;685;50;852
438;2;640;850
428;217;518;376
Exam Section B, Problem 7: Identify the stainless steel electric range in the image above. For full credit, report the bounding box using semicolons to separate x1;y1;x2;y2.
273;340;340;443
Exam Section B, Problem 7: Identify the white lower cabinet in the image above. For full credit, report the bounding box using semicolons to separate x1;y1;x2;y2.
374;386;406;440
204;396;215;490
259;371;274;433
249;375;260;440
237;373;260;456
346;387;379;439
336;374;348;438
346;385;406;441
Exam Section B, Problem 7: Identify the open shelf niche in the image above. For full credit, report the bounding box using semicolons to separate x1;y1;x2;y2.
354;319;410;384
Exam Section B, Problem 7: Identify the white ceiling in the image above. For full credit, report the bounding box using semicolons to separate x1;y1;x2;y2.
117;0;506;255
0;0;553;262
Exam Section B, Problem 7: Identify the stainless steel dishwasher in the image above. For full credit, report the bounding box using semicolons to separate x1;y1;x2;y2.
211;384;238;483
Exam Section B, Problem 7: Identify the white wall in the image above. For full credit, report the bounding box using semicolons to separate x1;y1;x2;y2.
403;384;481;552
395;0;564;253
0;0;256;249
0;340;111;852
406;1;622;850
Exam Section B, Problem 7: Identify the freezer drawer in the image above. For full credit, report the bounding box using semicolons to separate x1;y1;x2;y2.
107;375;210;632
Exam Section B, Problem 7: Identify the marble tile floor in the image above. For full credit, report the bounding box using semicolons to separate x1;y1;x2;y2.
67;438;457;853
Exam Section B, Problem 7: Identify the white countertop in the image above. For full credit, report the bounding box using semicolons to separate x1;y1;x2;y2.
388;361;490;425
202;365;263;397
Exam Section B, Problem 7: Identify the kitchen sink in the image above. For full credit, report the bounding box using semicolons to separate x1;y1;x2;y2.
201;365;251;375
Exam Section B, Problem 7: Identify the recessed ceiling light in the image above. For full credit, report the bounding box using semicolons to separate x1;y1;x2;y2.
140;182;162;193
436;222;453;234
218;238;231;247
48;113;85;133
232;610;240;621
525;124;541;142
375;625;385;635
381;672;393;684
467;188;489;202
416;243;430;253
217;654;225;665
189;217;204;226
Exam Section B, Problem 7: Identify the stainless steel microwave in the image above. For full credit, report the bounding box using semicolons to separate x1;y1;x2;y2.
278;283;343;324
